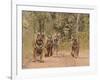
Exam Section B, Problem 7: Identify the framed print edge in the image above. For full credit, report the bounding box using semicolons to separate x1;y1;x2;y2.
11;1;97;80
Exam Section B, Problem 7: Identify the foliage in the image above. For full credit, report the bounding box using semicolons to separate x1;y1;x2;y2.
22;11;89;59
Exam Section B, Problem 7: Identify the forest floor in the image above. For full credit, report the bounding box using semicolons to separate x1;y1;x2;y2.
22;50;89;69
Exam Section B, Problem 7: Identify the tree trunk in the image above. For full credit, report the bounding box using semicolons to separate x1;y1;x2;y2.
76;14;80;38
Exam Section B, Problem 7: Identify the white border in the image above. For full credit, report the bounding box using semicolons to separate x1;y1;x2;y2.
12;4;97;80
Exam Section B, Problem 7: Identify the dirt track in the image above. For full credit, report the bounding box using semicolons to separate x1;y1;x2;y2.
23;51;89;69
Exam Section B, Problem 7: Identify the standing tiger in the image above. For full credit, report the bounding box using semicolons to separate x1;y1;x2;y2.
45;36;53;57
32;33;44;63
71;38;80;58
53;34;59;56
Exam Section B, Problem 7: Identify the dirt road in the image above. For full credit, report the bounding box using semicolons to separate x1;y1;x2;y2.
23;51;89;69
